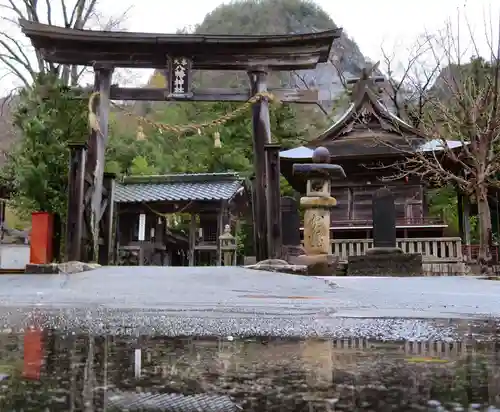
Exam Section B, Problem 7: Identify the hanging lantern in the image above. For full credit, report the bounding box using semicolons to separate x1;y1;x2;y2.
136;125;146;141
214;131;222;148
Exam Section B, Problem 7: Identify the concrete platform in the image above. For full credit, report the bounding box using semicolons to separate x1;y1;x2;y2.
0;266;498;339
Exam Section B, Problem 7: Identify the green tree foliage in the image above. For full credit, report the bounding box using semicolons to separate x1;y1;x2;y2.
129;156;158;176
106;100;303;197
1;75;88;218
427;185;479;240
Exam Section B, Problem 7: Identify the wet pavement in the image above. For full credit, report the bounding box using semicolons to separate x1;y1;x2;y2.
1;268;500;411
0;267;498;339
2;332;500;411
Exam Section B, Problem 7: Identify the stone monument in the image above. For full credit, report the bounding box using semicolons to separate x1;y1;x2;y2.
292;146;346;275
280;196;304;260
371;187;398;252
347;187;423;276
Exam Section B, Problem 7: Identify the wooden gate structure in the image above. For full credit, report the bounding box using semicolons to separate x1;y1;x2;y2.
19;19;342;263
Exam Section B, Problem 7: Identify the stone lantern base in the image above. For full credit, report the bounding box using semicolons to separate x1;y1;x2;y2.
292;254;340;276
347;252;423;276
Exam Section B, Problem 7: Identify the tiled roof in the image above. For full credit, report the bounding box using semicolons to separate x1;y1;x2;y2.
114;173;244;203
106;391;239;411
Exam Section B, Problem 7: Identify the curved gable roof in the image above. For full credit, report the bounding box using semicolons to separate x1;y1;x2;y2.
19;19;342;70
281;66;464;161
308;68;429;158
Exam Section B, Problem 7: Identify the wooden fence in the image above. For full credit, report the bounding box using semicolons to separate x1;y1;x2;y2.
330;237;465;275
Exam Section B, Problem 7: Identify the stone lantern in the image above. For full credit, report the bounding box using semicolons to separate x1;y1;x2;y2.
219;224;237;266
292;146;346;275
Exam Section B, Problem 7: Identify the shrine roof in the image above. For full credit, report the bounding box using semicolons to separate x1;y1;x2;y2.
279;139;465;160
107;391;237;411
281;66;464;160
115;173;244;203
19;19;342;70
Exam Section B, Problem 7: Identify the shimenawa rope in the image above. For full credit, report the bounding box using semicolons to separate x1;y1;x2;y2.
88;91;279;137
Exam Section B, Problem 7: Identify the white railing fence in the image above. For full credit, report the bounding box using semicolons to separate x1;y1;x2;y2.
330;237;465;275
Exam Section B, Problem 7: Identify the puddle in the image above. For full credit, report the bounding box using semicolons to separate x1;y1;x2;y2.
0;332;500;410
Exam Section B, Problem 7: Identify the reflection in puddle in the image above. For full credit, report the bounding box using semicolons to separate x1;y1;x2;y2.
0;332;500;411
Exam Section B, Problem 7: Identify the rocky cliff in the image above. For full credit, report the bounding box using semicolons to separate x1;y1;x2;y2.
194;0;368;106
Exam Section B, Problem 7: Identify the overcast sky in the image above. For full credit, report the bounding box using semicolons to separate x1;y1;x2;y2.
0;0;498;94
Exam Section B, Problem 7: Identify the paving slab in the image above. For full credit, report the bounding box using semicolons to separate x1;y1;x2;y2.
0;266;497;339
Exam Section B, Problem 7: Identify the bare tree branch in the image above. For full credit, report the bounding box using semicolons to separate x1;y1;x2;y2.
0;0;129;89
371;10;500;262
292;70;330;117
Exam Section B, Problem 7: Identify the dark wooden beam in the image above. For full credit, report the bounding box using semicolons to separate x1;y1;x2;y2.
66;142;87;262
265;144;282;259
115;201;227;215
40;50;325;70
249;67;271;262
94;67;113;261
82;73;100;262
78;86;319;104
21;20;341;70
216;206;224;265
188;214;196;266
98;172;116;265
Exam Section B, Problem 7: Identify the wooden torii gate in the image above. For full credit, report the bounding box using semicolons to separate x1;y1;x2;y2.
20;19;342;263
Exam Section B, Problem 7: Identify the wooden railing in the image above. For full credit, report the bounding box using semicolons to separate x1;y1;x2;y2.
328;217;445;227
462;245;499;263
330;237;465;275
299;217;446;231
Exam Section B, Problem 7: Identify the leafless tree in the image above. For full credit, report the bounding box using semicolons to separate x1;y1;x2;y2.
377;14;500;262
380;39;442;128
0;0;130;88
292;54;349;118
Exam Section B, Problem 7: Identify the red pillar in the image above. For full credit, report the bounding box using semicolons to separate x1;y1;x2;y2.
30;212;54;264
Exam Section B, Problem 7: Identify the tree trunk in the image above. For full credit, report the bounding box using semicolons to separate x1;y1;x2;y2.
476;183;492;263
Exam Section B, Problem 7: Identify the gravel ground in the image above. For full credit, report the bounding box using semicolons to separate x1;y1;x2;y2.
0;267;498;339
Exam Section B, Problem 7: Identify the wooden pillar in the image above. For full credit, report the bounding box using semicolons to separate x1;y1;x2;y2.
98;172;116;265
421;185;429;217
86;66;113;262
463;194;471;246
457;189;464;240
265;143;282;259
217;206;224;265
51;214;62;263
234;216;241;265
0;199;5;242
188;214;196;266
248;67;271;262
114;204;121;260
66;142;87;262
249;175;258;257
155;216;165;265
